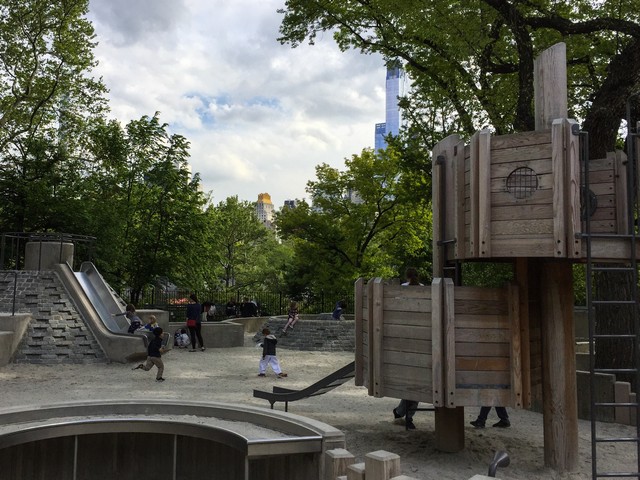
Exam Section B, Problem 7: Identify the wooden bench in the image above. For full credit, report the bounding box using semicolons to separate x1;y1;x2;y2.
253;361;355;412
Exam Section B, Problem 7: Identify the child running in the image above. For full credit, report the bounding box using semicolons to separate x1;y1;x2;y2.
281;301;299;335
257;328;287;378
132;327;167;382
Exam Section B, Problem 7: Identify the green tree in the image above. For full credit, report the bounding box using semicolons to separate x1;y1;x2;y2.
82;114;207;302
0;0;107;232
206;196;271;290
276;147;431;292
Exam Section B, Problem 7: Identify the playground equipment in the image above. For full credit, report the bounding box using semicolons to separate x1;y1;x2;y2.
354;42;640;476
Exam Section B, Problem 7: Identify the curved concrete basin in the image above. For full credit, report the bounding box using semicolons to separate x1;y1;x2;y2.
0;400;345;480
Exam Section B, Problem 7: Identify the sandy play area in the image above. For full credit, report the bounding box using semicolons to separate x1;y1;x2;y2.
0;334;635;479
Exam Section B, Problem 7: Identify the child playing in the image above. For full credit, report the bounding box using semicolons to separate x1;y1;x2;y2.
257;328;287;378
142;315;159;331
281;301;299;335
132;327;167;382
174;328;190;348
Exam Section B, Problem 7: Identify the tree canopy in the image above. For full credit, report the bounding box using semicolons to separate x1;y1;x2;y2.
278;0;640;155
276;147;431;292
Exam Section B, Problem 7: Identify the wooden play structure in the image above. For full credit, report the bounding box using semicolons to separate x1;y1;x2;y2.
353;43;640;475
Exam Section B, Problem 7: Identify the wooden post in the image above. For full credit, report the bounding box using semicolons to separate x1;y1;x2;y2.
534;43;568;130
534;42;578;473
431;278;444;407
540;261;578;471
354;278;364;386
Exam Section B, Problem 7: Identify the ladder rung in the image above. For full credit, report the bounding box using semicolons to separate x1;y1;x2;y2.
592;266;637;272
592;334;636;339
594;472;640;478
594;368;638;374
592;300;638;305
580;232;639;239
595;402;638;407
595;437;640;443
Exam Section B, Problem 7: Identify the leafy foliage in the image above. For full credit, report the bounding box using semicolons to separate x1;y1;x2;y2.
275;147;431;292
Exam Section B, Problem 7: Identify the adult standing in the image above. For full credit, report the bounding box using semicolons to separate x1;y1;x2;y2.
186;294;205;352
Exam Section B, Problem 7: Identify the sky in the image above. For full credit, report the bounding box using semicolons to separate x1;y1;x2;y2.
86;0;387;209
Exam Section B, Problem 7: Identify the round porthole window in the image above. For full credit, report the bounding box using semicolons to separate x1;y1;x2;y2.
506;167;538;199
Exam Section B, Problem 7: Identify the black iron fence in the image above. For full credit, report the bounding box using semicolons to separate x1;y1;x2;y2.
127;287;355;321
0;232;96;271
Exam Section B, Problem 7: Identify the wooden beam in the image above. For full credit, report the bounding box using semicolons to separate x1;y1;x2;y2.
372;278;385;398
444;278;456;408
354;277;364;387
431;278;443;407
478;130;492;257
454;137;467;260
552;119;567;257
614;150;629;235
515;258;531;408
367;278;375;396
565;119;581;258
469;131;480;257
508;282;523;408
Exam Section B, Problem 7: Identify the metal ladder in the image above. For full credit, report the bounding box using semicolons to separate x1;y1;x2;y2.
581;103;640;478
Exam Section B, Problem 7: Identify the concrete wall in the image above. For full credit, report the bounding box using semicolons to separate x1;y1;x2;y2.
169;320;244;348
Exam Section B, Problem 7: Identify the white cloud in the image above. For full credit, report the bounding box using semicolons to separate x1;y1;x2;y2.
87;0;386;208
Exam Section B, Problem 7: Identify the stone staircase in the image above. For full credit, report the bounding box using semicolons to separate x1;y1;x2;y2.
0;271;107;364
252;316;355;352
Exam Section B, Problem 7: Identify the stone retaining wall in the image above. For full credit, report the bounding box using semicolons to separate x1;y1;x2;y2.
252;316;355;352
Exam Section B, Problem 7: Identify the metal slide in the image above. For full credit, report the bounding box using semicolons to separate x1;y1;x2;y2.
54;262;148;363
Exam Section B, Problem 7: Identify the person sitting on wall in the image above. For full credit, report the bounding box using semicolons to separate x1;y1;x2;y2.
332;300;346;320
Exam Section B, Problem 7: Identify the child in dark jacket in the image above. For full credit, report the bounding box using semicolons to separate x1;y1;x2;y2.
132;327;167;382
257;328;287;378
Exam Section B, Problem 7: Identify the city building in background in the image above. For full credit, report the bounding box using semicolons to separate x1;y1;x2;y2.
374;63;404;152
255;193;274;229
283;199;298;209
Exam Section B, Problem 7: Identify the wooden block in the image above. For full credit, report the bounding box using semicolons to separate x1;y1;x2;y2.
325;448;356;480
346;462;366;480
614;150;629;234
431;278;443;407
444;278;456;407
614;381;632;425
533;42;568;130
364;450;401;480
508;283;523;408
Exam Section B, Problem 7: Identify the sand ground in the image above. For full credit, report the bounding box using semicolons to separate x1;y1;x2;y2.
0;335;635;480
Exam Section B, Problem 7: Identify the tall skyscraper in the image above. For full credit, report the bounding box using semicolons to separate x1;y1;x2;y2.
375;64;403;152
255;193;274;229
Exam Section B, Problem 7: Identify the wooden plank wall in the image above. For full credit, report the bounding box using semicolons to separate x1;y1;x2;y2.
450;285;517;407
354;278;434;402
354;278;522;409
488;130;556;257
378;282;433;402
440;122;629;260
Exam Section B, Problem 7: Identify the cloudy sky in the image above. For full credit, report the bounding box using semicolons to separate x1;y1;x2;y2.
86;0;386;208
